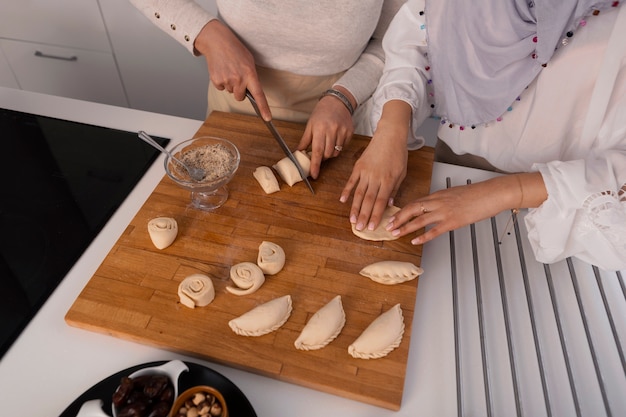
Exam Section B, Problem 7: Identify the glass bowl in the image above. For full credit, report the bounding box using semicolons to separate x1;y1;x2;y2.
164;136;240;211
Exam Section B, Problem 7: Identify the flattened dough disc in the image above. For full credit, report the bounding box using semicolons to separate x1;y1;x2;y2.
351;205;401;241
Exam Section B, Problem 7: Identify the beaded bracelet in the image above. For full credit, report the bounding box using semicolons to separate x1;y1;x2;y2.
320;89;354;116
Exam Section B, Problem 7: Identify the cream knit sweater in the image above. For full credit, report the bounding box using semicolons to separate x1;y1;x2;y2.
129;0;404;106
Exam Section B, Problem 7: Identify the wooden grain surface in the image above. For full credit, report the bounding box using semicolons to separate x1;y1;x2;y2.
65;111;435;410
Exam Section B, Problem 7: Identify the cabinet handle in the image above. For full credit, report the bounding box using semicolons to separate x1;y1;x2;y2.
34;50;78;62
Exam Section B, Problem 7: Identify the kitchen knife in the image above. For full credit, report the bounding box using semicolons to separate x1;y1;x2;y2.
245;90;315;195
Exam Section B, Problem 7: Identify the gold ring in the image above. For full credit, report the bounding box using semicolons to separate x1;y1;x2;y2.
334;145;343;152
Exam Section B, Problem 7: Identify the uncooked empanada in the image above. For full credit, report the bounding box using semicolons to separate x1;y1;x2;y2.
148;217;178;249
351;206;401;241
253;166;280;194
257;241;285;275
360;261;424;285
294;295;345;351
348;304;404;359
229;295;293;337
178;274;215;308
273;150;311;186
226;262;265;295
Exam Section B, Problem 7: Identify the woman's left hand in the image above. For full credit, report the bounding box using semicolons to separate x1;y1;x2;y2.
387;185;496;245
297;88;355;179
388;175;533;245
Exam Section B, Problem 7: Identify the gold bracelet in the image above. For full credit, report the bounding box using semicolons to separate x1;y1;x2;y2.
499;175;524;243
320;89;354;115
515;174;524;209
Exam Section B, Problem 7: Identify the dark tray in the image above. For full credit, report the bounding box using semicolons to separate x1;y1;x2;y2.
59;360;257;417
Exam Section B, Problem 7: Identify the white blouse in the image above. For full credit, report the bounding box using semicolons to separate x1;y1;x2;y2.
371;0;626;270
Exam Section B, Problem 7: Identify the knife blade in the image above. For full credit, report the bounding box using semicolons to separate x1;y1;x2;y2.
245;90;314;195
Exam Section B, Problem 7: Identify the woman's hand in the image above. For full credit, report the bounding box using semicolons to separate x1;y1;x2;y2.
297;86;355;179
387;173;548;245
340;100;411;231
194;20;271;121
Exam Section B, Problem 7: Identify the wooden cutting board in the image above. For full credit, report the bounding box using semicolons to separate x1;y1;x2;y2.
66;111;434;410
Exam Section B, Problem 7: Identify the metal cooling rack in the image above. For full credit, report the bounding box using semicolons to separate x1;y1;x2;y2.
412;165;626;417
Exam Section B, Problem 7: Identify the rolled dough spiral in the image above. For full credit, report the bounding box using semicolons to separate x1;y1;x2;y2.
147;217;178;249
226;262;265;295
257;241;285;275
178;274;215;308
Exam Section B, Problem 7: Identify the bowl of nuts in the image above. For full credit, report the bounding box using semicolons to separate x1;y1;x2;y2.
111;360;189;417
171;385;228;417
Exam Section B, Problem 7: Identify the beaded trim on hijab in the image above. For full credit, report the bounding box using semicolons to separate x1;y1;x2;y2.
424;1;622;130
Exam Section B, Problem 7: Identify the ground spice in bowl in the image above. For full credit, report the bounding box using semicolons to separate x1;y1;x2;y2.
179;143;237;183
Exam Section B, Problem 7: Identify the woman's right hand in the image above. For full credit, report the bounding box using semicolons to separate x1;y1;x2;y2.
194;20;271;121
340;100;411;232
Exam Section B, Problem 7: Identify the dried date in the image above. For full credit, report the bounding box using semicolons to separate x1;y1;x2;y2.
113;374;175;417
117;402;147;417
112;377;134;408
147;401;172;417
143;375;169;398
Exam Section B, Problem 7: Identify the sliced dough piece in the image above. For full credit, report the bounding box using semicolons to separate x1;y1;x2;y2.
253;166;280;194
294;295;345;351
229;295;292;337
273;150;311;186
178;274;215;308
348;304;404;359
360;261;424;285
351;205;401;241
148;217;178;249
226;262;265;295
257;241;285;275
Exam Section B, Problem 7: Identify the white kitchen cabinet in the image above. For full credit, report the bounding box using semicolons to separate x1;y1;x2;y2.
99;0;210;120
0;0;111;52
0;46;19;89
1;39;128;107
0;0;128;107
0;0;217;120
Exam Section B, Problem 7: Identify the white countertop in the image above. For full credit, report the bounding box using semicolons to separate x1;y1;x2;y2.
2;87;624;417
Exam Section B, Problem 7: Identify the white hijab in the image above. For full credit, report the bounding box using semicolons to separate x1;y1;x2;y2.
426;0;621;126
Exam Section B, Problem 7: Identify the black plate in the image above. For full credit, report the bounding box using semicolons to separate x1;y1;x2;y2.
59;360;257;417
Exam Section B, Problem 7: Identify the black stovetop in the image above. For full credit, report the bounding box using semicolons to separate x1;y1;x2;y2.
0;108;168;358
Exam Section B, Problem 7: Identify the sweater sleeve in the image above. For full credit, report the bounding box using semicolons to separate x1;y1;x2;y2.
129;0;216;55
524;103;626;271
334;0;406;106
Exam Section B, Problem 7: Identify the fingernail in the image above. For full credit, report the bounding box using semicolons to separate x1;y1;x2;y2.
411;237;421;245
392;229;401;236
385;222;394;231
340;195;347;203
350;215;357;224
388;198;394;206
356;222;364;231
367;222;375;231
